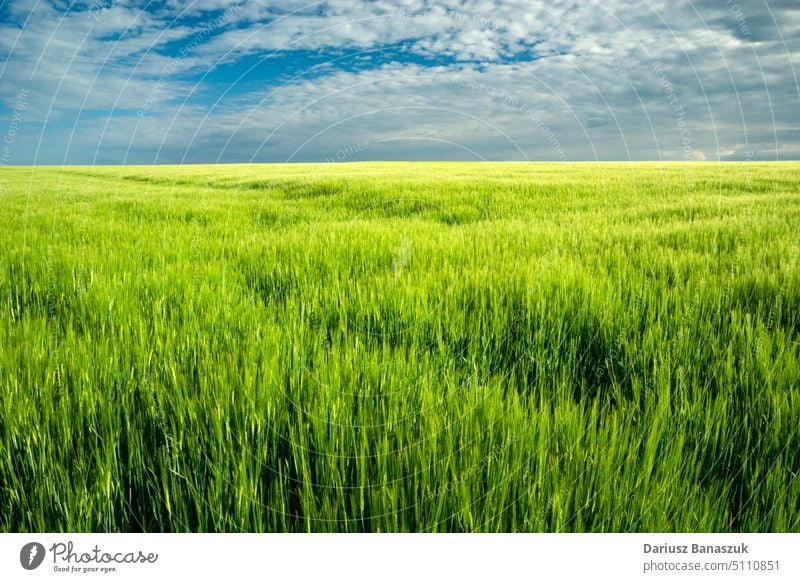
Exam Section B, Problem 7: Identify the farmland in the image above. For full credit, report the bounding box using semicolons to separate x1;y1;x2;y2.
0;162;798;532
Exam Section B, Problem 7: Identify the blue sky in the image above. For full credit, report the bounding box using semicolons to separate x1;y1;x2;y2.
0;0;798;164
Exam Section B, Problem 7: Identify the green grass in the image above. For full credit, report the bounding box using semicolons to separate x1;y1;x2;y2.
1;161;799;532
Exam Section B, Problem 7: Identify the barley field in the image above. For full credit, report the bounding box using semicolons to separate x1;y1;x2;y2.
1;162;798;532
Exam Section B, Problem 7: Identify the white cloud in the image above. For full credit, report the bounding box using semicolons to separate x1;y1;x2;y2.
0;0;798;163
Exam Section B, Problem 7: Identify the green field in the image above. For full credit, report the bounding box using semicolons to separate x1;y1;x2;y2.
1;162;799;532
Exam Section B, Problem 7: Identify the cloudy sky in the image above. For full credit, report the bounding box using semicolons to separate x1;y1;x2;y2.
0;0;798;164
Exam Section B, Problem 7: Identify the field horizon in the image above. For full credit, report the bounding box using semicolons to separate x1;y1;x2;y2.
1;161;799;532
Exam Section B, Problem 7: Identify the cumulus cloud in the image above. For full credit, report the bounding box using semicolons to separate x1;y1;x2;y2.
0;0;797;163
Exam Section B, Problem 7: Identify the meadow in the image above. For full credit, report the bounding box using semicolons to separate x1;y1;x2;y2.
0;162;798;532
